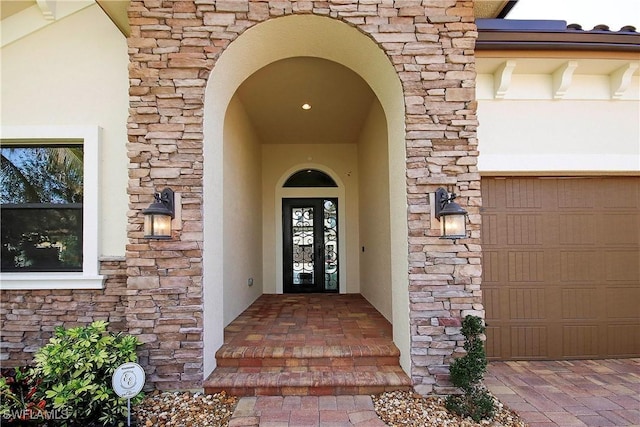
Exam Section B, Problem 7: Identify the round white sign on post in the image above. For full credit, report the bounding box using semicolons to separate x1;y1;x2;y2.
112;362;145;399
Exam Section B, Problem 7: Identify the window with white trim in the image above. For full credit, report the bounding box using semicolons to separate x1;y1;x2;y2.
1;144;83;272
0;127;104;289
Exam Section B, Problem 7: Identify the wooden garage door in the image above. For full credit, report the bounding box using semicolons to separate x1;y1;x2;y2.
481;177;640;360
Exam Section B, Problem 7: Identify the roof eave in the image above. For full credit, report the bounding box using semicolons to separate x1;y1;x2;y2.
91;0;516;37
477;30;640;52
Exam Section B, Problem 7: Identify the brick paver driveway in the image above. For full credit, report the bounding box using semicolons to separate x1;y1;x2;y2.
485;359;640;427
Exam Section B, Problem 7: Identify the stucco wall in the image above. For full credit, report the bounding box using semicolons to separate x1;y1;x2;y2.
358;100;393;321
478;100;640;172
477;64;640;173
223;95;264;325
0;4;129;256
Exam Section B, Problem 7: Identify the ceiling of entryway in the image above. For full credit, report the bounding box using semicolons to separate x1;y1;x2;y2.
235;57;376;145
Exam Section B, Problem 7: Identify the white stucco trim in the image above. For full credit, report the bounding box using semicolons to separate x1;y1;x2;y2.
275;164;346;294
0;273;105;289
0;125;105;290
476;59;640;101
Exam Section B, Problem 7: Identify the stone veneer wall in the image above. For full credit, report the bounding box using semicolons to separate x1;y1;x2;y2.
0;259;128;367
125;0;481;393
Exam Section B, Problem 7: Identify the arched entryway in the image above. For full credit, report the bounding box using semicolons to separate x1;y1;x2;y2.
202;14;409;378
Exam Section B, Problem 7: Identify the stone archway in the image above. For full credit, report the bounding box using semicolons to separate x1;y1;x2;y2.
201;13;409;379
126;1;481;394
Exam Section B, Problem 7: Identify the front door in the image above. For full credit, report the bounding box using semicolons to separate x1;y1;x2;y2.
283;198;338;293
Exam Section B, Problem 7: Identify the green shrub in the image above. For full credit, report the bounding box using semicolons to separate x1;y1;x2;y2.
445;315;495;422
30;320;143;426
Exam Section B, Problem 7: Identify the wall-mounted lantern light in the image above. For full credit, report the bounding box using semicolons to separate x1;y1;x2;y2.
434;187;468;239
143;188;175;239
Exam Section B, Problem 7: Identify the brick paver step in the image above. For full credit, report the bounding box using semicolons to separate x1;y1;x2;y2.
216;355;401;368
204;367;411;396
216;344;400;359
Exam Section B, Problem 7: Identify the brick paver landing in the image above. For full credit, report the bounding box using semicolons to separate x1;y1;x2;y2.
204;294;411;396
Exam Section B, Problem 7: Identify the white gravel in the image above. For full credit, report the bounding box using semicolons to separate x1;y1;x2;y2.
134;391;238;427
372;390;528;427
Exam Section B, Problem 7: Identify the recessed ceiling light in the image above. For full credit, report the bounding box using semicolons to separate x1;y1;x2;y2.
301;103;312;110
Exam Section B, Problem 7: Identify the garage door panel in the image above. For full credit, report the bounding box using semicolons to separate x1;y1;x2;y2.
559;214;597;245
601;179;640;209
483;287;502;320
483;251;501;283
560;251;600;282
508;251;545;282
606;287;640;319
607;324;640;356
601;214;640;245
506;179;543;209
506;214;543;245
481;176;640;361
508;288;547;320
482;214;499;246
485;326;502;358
605;251;640;281
563;325;600;358
561;288;598;319
482;178;501;208
510;326;548;359
557;179;597;209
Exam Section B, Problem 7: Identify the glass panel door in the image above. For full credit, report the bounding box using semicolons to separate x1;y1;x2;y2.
292;205;316;288
283;198;338;293
323;200;338;291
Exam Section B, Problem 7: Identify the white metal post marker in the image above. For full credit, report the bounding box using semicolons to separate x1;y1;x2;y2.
112;362;145;426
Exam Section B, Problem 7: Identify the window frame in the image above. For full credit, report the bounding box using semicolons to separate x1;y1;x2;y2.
0;126;104;289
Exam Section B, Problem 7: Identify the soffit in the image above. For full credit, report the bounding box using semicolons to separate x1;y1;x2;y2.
0;1;35;20
473;1;513;19
0;0;130;38
1;0;94;47
95;0;130;36
236;57;376;145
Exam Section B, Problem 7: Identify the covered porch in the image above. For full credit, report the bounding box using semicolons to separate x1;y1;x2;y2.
204;294;411;396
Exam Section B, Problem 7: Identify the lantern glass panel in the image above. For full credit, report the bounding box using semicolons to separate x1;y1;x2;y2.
441;214;466;239
144;213;172;238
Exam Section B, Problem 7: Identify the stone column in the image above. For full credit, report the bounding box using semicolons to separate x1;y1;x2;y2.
126;0;209;390
400;1;482;395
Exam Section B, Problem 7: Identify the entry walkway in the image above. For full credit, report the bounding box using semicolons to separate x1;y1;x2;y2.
485;358;640;427
228;395;385;426
228;359;640;426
